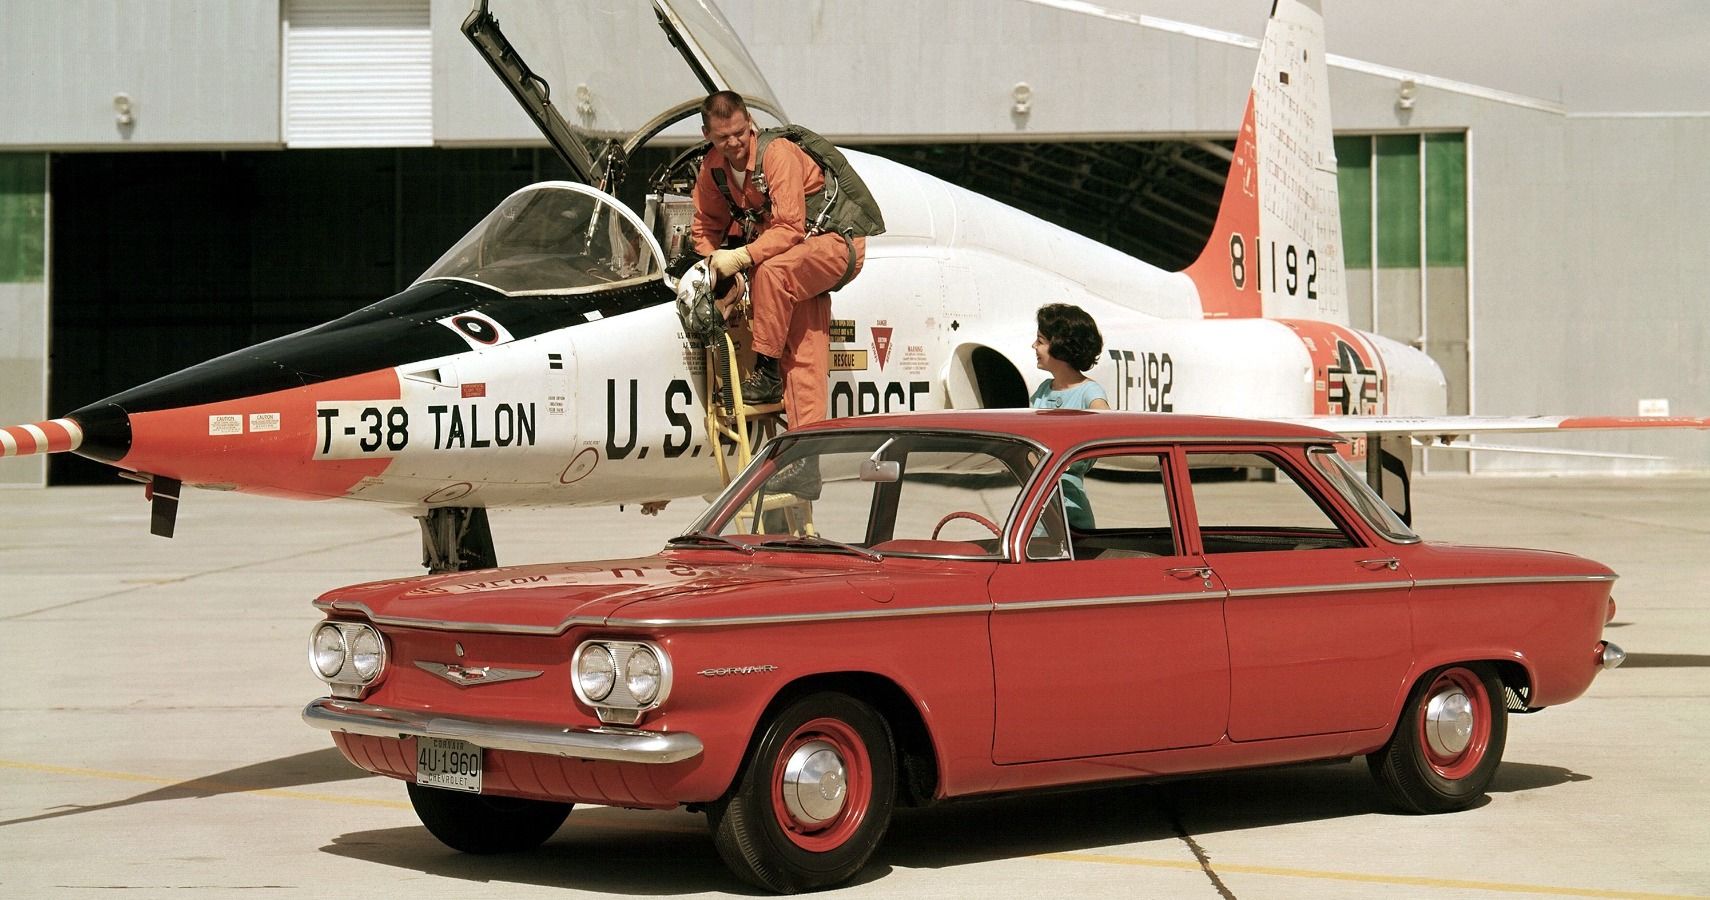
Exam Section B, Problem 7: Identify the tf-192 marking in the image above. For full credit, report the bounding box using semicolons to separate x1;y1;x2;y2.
1107;349;1175;412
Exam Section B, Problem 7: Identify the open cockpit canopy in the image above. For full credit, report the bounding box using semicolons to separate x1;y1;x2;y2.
416;182;664;295
464;0;788;187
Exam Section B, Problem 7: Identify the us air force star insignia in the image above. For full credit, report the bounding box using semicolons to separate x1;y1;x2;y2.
1327;339;1378;415
415;661;543;687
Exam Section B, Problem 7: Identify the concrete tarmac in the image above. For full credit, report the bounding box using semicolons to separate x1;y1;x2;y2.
2;476;1707;899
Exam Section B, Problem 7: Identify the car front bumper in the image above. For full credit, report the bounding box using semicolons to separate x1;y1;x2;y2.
302;697;704;765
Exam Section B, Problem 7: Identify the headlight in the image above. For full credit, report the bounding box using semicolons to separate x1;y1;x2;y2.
577;644;616;701
349;628;385;681
311;624;347;678
626;646;662;704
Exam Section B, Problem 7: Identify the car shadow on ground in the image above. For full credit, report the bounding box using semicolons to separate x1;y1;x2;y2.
1618;652;1710;668
319;807;821;896
317;757;1586;893
0;747;369;829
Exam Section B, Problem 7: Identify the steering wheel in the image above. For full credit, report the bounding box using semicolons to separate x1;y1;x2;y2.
932;511;1001;540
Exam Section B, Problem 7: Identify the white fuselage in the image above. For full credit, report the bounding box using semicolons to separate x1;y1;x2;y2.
333;152;1444;510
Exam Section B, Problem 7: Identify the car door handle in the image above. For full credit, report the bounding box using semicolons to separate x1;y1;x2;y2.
1356;557;1400;571
1166;566;1213;587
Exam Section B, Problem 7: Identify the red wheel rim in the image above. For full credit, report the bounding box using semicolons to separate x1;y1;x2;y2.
1416;667;1491;780
769;717;870;852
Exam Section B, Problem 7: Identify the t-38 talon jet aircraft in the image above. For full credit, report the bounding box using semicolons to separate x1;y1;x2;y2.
3;0;1704;570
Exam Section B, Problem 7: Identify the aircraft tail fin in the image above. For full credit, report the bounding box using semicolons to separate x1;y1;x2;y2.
1183;0;1347;324
0;419;84;458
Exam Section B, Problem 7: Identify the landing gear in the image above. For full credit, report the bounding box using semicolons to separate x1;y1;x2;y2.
417;506;498;573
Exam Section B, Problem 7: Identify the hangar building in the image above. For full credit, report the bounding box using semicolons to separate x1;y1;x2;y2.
1;0;1705;487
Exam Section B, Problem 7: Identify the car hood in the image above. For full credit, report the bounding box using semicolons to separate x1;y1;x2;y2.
315;552;875;634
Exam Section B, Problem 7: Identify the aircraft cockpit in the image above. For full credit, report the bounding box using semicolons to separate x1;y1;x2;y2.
462;0;790;278
416;183;662;296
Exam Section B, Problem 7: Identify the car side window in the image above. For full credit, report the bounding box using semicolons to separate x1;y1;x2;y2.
1031;451;1177;561
1185;452;1355;553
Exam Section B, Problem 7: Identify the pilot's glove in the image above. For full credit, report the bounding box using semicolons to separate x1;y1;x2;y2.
709;246;752;278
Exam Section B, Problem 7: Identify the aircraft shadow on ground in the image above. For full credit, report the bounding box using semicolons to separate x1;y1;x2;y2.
0;747;368;829
319;758;1585;891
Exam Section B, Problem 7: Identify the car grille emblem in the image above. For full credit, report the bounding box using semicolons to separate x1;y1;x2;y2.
416;661;543;687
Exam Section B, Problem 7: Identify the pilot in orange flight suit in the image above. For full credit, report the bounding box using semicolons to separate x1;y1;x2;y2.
690;92;865;429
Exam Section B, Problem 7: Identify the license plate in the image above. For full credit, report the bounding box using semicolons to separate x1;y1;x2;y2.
416;737;482;793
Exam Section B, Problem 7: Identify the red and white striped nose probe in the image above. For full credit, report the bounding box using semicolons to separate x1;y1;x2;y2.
0;419;84;457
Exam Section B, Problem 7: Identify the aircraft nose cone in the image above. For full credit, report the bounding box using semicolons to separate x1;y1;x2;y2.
62;401;134;464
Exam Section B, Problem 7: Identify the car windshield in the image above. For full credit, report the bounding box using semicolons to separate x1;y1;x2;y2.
1309;448;1420;543
686;430;1045;559
416;183;660;295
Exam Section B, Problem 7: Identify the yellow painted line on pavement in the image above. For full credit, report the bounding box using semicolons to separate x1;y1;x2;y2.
1037;852;1705;900
0;758;411;810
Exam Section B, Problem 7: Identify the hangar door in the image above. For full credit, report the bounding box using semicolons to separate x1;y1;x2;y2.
1336;133;1470;472
284;0;432;148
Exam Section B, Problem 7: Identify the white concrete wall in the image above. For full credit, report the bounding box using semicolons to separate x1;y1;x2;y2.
0;0;282;149
0;282;48;486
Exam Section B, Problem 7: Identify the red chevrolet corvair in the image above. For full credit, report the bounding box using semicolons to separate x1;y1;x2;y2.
303;410;1624;893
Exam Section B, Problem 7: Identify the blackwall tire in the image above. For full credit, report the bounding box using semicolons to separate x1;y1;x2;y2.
709;692;897;893
1368;663;1507;814
406;781;572;854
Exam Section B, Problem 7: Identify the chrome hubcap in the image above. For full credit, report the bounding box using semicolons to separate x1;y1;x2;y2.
781;739;847;826
1425;688;1474;756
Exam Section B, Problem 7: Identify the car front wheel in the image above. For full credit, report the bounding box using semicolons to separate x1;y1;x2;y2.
406;781;572;854
1368;663;1507;813
709;692;897;893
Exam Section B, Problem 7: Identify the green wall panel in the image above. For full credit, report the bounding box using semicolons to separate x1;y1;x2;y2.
1375;135;1421;269
1425;133;1468;266
1335;135;1372;269
0;153;47;283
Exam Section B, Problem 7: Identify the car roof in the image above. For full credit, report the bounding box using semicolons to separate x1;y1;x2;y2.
793;409;1343;453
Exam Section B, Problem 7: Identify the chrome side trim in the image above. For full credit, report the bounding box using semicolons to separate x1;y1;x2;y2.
604;603;993;629
1412;574;1618;588
1227;580;1413;598
302;698;703;764
316;599;993;634
996;590;1220;612
317;599;602;635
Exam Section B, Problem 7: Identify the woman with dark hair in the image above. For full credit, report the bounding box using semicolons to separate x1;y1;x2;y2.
1030;303;1108;530
1030;303;1110;410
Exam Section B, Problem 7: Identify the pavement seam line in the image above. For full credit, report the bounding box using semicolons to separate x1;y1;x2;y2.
0;527;415;621
1156;784;1237;899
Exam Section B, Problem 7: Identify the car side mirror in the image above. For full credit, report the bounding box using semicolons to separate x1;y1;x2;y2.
859;459;899;483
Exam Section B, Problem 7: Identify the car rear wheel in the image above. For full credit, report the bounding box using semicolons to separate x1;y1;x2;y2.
406;781;571;854
1368;663;1507;813
709;692;896;893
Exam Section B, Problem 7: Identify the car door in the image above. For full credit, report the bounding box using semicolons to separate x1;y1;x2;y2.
1181;447;1414;742
988;447;1230;764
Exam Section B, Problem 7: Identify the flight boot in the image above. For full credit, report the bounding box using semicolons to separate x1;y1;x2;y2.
739;365;784;406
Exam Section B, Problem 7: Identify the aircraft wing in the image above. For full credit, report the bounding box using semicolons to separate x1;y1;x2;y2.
1269;413;1708;525
1277;414;1710;443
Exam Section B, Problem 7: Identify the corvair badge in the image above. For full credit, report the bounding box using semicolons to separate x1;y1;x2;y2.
415;661;544;687
698;665;779;677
